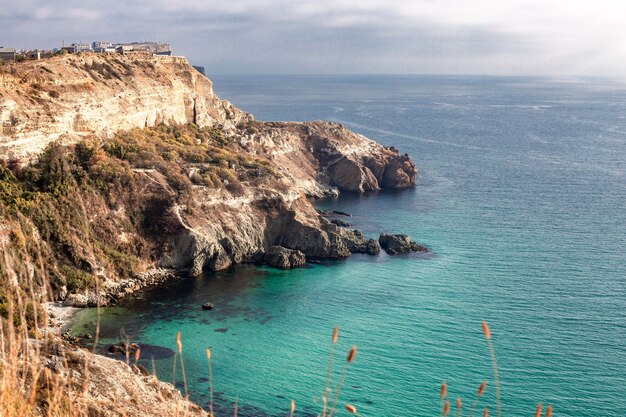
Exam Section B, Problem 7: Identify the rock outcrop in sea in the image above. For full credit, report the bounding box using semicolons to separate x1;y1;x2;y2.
379;233;428;255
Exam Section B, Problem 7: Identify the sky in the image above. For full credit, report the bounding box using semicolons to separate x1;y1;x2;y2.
1;0;626;76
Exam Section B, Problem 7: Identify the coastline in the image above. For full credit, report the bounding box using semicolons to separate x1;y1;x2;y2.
44;301;82;334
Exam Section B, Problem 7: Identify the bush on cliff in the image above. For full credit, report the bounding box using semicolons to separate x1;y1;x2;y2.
0;123;277;296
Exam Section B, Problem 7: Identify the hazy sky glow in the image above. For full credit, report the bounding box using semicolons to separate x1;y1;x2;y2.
2;0;626;75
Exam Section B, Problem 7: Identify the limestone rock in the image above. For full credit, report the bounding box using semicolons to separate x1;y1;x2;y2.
337;229;381;255
262;246;306;269
63;294;88;307
379;233;428;255
381;154;416;189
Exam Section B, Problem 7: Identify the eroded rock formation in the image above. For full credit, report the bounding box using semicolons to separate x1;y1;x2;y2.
0;53;420;304
379;233;428;255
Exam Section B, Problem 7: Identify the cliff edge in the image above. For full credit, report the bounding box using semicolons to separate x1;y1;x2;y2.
1;53;417;306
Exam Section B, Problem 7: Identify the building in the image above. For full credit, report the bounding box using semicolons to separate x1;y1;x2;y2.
92;41;113;50
115;45;135;54
25;50;41;60
0;47;17;61
92;41;115;53
72;43;92;53
94;46;116;53
60;43;93;53
118;42;172;55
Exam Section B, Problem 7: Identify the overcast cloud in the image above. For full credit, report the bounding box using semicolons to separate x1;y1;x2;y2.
1;0;625;76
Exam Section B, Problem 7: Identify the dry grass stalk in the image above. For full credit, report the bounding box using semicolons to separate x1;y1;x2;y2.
440;380;447;399
345;403;357;414
322;325;339;417
443;399;450;416
481;321;491;340
468;381;487;417
327;346;357;417
477;381;487;397
176;332;188;398
346;346;357;363
481;321;501;417
289;399;296;417
206;348;214;417
483;407;489;417
545;405;553;417
455;397;462;417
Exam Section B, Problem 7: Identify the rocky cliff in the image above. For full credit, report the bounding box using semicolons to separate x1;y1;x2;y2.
0;53;420;417
0;53;417;305
0;53;248;162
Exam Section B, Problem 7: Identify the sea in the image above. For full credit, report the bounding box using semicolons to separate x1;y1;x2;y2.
70;75;626;417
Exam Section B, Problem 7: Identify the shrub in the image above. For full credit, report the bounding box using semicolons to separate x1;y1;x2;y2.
61;264;94;292
9;228;25;249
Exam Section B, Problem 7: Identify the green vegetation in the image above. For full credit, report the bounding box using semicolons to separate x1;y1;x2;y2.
0;124;276;296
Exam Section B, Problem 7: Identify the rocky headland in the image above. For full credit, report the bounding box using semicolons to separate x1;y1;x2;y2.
1;52;424;307
0;52;425;416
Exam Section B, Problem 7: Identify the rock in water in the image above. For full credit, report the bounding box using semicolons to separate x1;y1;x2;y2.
108;342;140;356
366;238;381;255
202;302;214;310
334;228;381;256
262;246;306;269
331;219;351;227
379;233;428;255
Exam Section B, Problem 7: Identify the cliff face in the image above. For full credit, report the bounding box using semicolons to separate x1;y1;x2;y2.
0;54;417;303
0;53;249;161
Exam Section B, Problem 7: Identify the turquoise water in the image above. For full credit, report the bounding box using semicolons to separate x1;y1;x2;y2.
71;76;626;417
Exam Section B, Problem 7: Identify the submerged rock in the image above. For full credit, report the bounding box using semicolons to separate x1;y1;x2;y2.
379;233;427;255
331;219;351;227
108;342;140;356
262;246;306;269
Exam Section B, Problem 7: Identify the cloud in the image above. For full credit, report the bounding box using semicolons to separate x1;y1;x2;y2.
1;0;625;76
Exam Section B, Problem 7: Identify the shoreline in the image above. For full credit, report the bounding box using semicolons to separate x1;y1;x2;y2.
44;301;82;334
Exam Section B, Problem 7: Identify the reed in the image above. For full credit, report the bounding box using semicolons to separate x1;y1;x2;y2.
289;399;296;417
534;403;542;417
467;381;487;417
206;348;214;417
545;404;553;417
322;325;339;417
176;331;189;398
327;346;357;417
455;397;462;417
440;380;447;417
482;321;500;417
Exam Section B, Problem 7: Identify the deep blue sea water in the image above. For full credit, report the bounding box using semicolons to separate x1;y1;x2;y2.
71;75;626;417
